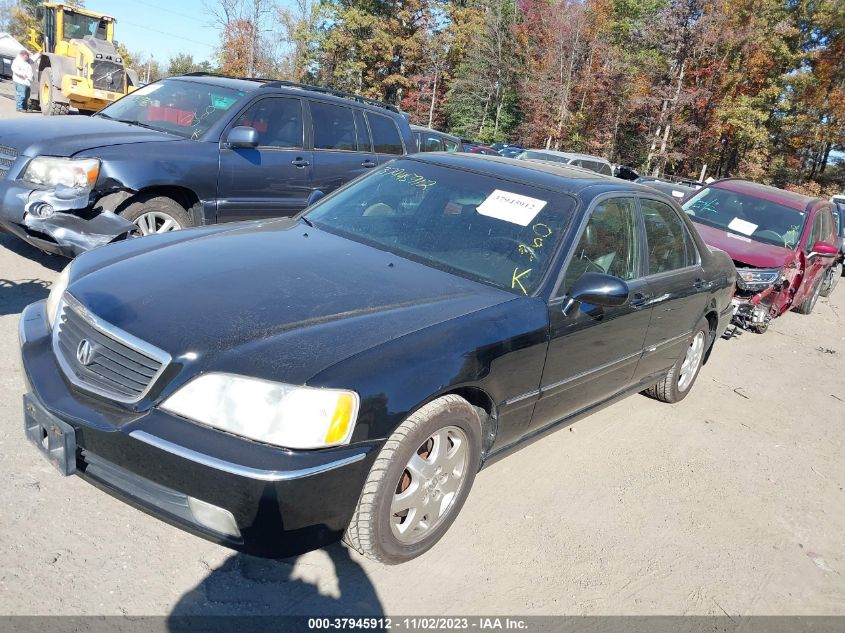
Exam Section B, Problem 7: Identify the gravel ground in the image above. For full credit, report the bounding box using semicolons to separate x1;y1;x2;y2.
0;94;843;617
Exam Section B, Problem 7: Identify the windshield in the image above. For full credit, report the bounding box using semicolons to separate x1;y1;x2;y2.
63;12;107;40
305;160;575;295
97;79;247;139
682;187;806;249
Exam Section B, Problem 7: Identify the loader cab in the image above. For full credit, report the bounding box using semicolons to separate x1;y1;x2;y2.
34;4;115;54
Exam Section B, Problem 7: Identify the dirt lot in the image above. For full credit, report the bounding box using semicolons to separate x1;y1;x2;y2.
0;94;843;617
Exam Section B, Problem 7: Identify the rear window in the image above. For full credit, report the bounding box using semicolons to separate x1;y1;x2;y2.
311;102;357;151
367;113;403;155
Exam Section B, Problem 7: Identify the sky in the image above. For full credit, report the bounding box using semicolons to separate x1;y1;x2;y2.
85;0;222;65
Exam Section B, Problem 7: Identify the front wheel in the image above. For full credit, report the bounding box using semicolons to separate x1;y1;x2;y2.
820;263;841;297
644;318;710;403
119;195;194;235
344;395;482;564
793;276;823;314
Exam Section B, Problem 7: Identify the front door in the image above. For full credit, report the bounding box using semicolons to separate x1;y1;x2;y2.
794;206;835;305
530;196;653;431
635;196;710;379
217;96;312;222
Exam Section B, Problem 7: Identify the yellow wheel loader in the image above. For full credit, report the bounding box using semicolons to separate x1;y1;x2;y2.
25;3;137;115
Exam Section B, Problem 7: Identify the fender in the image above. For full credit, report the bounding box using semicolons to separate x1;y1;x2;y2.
37;53;75;98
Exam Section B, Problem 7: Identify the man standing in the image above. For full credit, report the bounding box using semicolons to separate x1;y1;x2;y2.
12;49;34;113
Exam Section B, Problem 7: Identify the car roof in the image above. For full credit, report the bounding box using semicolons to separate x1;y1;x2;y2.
521;149;610;164
169;74;408;118
408;153;661;198
411;126;462;142
711;179;823;212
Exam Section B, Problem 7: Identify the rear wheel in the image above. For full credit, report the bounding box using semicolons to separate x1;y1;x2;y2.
119;195;194;235
39;68;69;116
644;318;710;403
344;395;482;564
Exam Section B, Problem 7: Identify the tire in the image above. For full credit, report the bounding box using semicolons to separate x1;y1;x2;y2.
344;395;482;564
793;275;823;314
819;263;841;297
39;68;69;116
644;318;710;404
119;195;194;235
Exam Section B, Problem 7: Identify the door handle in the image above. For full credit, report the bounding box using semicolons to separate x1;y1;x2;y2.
291;158;310;168
361;160;376;168
629;292;651;308
693;278;712;290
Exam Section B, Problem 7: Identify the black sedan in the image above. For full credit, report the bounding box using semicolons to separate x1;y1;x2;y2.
19;154;736;564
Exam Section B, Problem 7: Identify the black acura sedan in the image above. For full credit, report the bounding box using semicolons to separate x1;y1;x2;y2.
19;154;735;564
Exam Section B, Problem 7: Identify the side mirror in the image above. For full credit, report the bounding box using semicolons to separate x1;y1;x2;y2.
564;272;630;315
226;126;258;149
306;190;325;207
810;240;838;258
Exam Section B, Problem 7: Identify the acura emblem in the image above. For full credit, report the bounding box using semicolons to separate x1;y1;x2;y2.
76;339;95;366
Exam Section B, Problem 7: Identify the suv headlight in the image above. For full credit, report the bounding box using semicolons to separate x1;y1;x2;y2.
161;373;360;449
22;157;100;192
45;263;72;329
736;268;782;292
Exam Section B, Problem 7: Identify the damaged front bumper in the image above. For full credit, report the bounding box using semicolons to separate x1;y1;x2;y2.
729;267;790;334
0;180;136;257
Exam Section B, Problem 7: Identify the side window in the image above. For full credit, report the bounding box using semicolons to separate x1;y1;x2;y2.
232;97;303;148
560;197;640;295
311;101;356;151
367;113;403;155
443;138;459;153
599;163;613;176
420;133;444;152
805;214;823;252
642;198;694;274
354;110;371;152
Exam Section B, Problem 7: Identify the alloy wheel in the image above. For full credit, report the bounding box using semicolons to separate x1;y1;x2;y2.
391;426;469;544
134;211;181;235
678;331;706;392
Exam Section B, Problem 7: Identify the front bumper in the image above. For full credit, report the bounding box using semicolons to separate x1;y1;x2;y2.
0;179;136;257
19;301;379;557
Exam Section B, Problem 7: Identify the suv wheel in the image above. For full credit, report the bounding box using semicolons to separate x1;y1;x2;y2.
120;196;194;235
344;395;482;564
820;263;841;297
793;276;823;314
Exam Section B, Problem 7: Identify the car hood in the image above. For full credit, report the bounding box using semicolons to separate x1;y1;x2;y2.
691;221;793;269
0;116;180;157
68;220;516;386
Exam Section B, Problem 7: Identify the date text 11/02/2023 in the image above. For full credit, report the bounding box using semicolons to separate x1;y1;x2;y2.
307;617;529;630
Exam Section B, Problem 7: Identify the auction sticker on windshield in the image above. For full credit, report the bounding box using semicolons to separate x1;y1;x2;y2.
727;217;758;236
477;190;548;226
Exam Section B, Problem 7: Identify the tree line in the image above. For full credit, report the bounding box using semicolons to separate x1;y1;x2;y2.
5;0;843;194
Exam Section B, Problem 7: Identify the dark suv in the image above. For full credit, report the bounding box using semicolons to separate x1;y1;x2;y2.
0;73;414;257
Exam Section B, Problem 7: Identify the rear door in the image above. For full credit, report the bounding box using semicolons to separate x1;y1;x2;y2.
529;195;653;431
635;195;709;380
307;100;377;195
217;95;312;222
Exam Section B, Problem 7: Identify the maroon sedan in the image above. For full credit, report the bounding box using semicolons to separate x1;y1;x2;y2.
682;179;838;333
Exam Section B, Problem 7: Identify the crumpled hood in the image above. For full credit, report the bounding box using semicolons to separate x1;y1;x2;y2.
68;220;515;386
692;221;794;269
0;116;179;157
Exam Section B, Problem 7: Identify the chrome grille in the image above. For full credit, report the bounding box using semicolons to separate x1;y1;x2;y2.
0;144;17;179
53;294;170;403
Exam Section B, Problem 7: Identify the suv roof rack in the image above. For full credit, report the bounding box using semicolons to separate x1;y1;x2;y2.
261;80;400;113
179;73;402;113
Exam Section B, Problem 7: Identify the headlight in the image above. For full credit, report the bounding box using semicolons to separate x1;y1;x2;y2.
736;268;781;292
45;263;72;329
22;157;100;191
161;373;360;449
